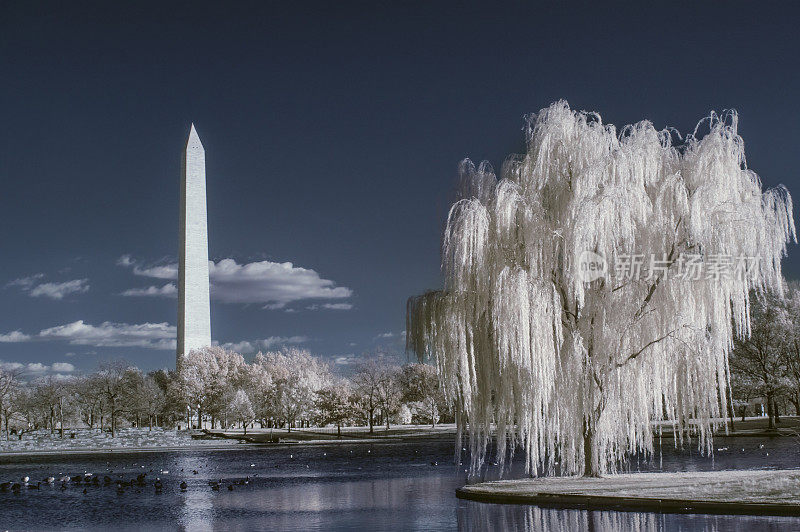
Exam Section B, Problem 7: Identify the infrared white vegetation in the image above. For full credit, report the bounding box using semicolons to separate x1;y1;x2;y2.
406;101;796;477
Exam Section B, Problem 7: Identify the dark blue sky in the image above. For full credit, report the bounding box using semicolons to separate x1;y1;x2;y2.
1;1;799;375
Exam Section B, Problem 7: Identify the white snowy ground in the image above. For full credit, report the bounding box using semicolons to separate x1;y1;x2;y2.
460;470;800;504
0;428;239;454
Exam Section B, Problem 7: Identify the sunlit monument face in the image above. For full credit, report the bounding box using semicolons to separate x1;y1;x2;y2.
177;124;212;368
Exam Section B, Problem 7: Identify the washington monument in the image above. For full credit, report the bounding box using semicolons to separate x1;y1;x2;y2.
177;124;211;368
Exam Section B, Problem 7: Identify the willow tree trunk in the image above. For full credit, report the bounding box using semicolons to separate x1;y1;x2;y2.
583;421;600;477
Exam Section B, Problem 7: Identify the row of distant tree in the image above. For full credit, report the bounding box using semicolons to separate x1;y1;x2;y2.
0;348;451;439
1;283;798;441
729;283;800;428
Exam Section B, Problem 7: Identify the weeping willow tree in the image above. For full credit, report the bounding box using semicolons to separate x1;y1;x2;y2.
407;101;795;477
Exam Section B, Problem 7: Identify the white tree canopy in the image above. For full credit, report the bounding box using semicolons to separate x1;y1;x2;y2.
229;389;255;424
407;101;796;476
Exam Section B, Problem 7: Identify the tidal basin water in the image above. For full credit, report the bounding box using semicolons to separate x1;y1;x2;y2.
1;436;799;531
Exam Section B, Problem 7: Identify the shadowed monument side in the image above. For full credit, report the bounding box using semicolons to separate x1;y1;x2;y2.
177;124;212;370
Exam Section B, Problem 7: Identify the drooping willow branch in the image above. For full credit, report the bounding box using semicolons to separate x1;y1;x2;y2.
407;101;796;476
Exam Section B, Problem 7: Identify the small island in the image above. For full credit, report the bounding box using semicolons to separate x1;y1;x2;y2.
458;470;800;516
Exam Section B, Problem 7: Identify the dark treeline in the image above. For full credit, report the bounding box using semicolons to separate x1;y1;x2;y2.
729;285;800;429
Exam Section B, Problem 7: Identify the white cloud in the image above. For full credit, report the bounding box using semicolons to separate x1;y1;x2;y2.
210;259;352;307
373;331;406;343
6;273;45;289
219;335;308;354
0;330;31;343
334;354;358;365
121;283;177;297
0;361;62;374
25;362;48;373
259;336;308;349
118;255;177;278
322;303;353;310
134;264;178;279
51;362;75;372
219;340;255;353
38;320;176;350
119;256;352;309
307;303;354;311
0;360;77;377
29;279;90;299
6;274;88;300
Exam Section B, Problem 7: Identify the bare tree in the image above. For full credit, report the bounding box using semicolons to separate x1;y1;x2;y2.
315;379;353;437
352;359;400;432
0;368;22;440
72;374;105;430
97;361;131;437
352;360;383;434
376;366;401;430
777;284;800;415
730;294;787;429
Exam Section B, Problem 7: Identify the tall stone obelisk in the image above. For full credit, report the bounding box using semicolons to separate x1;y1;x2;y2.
177;124;211;369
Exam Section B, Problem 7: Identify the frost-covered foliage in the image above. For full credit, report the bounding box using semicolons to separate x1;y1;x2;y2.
179;346;246;426
407;101;796;476
398;363;445;427
228;389;255;433
398;404;413;425
252;347;331;430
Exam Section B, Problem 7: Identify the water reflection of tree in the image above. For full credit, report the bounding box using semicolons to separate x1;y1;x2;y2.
457;503;667;532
